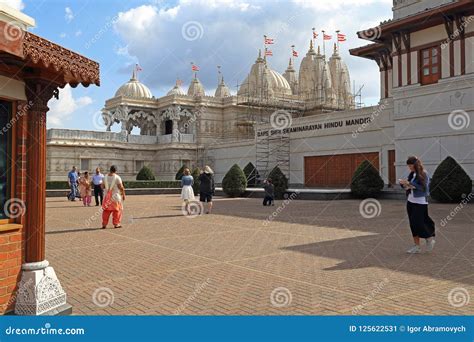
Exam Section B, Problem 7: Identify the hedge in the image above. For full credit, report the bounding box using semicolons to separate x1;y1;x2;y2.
430;156;472;203
350;160;384;198
136;165;156;180
46;180;181;189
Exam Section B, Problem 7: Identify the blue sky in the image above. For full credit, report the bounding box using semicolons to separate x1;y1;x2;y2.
4;0;392;131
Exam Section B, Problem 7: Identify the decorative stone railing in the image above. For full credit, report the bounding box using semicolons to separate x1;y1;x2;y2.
47;129;128;142
47;129;196;145
157;133;195;144
128;135;157;144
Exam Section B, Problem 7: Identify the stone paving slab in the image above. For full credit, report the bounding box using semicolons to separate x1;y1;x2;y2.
45;195;474;315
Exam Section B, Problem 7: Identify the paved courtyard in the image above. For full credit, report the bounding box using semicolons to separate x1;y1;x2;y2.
45;194;473;315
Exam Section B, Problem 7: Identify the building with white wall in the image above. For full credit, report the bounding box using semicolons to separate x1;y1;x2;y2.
47;0;474;189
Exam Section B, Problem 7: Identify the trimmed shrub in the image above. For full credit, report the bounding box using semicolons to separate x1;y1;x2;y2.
191;167;201;194
222;164;247;197
243;162;259;187
46;181;69;189
123;181;181;188
267;166;288;199
136;165;155;180
430;156;472;203
175;165;186;180
350;160;384;198
46;180;181;189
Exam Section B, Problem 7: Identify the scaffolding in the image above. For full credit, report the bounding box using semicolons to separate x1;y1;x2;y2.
235;78;304;181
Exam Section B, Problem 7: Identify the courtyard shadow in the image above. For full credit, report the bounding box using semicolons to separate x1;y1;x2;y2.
46;227;104;234
281;234;474;286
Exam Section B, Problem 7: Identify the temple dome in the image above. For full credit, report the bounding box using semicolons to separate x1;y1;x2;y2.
167;80;186;96
237;50;292;98
329;44;354;109
282;58;298;95
115;70;152;99
187;76;206;96
215;77;231;97
298;41;335;105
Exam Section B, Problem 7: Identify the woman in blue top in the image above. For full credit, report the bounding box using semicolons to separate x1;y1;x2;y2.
181;168;195;215
399;156;435;254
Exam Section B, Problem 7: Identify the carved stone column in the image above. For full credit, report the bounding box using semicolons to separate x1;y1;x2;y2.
15;79;69;316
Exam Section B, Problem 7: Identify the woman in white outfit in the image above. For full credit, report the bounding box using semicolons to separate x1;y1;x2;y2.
180;168;195;215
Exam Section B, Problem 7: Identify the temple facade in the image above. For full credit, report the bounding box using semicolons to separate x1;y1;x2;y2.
47;0;474;188
47;43;355;181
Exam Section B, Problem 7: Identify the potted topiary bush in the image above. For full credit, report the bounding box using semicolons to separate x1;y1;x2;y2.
243;162;259;187
222;164;247;197
267;166;288;199
430;156;472;203
191;167;201;194
136;165;155;180
350;160;384;198
175;165;186;180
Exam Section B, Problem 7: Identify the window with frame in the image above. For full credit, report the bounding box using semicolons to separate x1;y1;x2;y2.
0;100;12;222
135;160;144;171
420;46;441;85
80;158;91;172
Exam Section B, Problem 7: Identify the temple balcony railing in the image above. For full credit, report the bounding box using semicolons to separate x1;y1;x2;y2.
127;135;157;144
157;133;195;144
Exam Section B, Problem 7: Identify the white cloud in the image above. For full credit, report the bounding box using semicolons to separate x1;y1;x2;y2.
47;85;93;127
113;0;392;103
0;0;24;10
65;7;74;23
75;30;82;37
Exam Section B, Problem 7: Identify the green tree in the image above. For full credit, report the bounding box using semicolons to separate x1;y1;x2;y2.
222;164;247;197
430;156;472;203
267;166;288;199
191;167;201;194
175;165;186;180
136;165;155;180
350;160;384;198
243;162;259;187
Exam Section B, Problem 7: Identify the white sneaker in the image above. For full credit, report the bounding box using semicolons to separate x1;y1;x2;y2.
406;245;421;254
426;238;436;252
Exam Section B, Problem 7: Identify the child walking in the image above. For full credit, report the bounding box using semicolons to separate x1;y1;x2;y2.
181;168;195;215
78;171;92;206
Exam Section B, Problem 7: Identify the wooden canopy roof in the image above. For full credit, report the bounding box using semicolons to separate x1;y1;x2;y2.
0;21;100;88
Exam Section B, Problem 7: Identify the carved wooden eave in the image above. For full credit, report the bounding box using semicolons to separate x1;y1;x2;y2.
22;31;100;87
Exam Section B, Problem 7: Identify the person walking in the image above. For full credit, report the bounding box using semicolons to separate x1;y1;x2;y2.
399;156;435;254
101;165;126;229
262;178;275;206
181;167;195;215
78;171;92;206
92;167;104;206
67;166;78;201
199;165;215;214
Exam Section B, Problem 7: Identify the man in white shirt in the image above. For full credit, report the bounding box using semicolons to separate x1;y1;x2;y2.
92;167;104;206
